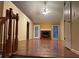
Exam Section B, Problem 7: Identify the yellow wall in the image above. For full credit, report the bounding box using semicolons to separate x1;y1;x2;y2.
3;1;33;41
0;2;3;17
40;23;52;30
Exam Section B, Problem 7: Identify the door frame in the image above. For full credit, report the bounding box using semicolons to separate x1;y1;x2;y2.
51;25;59;40
64;1;72;49
34;25;40;38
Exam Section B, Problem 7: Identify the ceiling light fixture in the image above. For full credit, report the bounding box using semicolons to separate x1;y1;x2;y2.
41;1;50;15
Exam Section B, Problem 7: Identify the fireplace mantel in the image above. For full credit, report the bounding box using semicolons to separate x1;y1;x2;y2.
40;29;51;31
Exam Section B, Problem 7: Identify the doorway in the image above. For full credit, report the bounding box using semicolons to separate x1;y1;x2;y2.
64;1;71;49
53;26;58;40
34;25;40;38
52;25;59;40
27;22;29;40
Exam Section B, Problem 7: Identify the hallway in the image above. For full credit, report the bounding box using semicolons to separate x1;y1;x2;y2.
1;1;79;58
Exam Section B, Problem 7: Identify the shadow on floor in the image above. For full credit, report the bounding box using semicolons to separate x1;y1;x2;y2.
10;54;53;58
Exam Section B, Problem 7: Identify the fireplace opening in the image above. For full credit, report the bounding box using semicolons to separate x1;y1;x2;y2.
41;31;51;39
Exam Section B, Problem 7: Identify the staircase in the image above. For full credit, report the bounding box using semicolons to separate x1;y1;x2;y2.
0;8;19;58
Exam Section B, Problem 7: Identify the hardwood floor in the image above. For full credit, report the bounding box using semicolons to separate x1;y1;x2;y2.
15;39;79;58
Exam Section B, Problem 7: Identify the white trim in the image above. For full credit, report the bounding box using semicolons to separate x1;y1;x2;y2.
66;46;79;56
34;25;40;38
40;29;51;31
65;41;71;49
51;25;59;40
71;49;79;55
51;25;53;39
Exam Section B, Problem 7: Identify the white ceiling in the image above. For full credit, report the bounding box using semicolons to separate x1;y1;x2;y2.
12;1;64;24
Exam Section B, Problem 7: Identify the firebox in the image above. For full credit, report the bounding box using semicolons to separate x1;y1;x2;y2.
41;31;51;39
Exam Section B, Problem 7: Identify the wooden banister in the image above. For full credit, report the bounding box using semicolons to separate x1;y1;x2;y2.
0;8;19;58
15;13;19;51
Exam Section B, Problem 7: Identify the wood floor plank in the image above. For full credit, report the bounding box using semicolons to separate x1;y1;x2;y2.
15;39;79;58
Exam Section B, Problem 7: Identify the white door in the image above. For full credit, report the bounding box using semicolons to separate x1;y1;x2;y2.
64;21;71;49
64;2;71;49
34;25;40;38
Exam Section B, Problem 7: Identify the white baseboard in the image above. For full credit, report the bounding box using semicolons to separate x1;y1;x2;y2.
65;46;71;50
65;46;79;55
71;49;79;55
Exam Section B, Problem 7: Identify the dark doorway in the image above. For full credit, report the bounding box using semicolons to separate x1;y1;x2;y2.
27;22;29;40
41;31;51;39
26;22;29;55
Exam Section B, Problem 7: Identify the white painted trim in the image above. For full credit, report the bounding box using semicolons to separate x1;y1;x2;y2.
34;25;40;38
51;25;59;40
71;49;79;55
40;29;51;31
66;46;79;56
65;41;72;50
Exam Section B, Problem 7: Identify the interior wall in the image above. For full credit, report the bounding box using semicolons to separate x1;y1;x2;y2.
0;1;4;50
0;1;3;17
3;1;33;41
40;23;52;30
72;2;79;51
